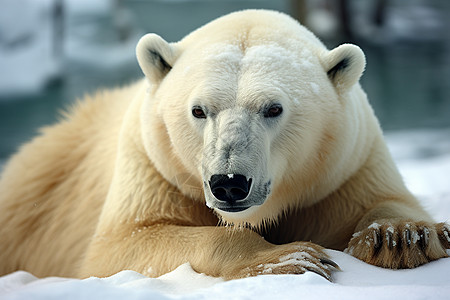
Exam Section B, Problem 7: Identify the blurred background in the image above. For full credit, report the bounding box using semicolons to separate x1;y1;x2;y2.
1;0;450;166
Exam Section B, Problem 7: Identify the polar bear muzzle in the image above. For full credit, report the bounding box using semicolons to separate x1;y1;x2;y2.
200;108;272;217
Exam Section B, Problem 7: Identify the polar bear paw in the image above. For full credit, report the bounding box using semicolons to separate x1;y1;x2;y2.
345;221;450;269
236;242;339;281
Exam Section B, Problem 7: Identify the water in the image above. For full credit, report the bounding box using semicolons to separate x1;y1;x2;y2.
360;41;450;130
1;0;450;163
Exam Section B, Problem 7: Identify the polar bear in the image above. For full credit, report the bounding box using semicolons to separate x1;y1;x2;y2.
0;10;448;280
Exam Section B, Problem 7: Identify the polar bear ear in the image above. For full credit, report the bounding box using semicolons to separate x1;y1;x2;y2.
136;33;178;84
323;44;366;93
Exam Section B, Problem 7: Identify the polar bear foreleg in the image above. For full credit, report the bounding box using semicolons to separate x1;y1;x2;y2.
79;224;338;280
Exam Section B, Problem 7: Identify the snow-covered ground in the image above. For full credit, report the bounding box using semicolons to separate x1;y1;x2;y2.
1;129;450;299
0;0;140;97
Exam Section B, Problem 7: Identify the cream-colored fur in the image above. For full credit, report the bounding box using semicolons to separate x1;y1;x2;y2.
0;10;448;280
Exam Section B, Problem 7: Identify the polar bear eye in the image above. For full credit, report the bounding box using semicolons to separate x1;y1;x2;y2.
192;106;207;119
264;104;283;118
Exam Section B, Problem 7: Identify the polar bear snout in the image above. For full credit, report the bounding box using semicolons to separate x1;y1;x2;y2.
209;174;252;209
204;172;272;216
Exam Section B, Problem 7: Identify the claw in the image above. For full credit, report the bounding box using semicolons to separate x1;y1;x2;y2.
423;227;429;247
437;223;450;247
404;228;411;247
320;258;341;271
444;227;450;243
373;230;378;248
386;230;393;248
373;229;382;249
419;227;430;250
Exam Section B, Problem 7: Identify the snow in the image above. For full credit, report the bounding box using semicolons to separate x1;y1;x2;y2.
2;256;450;300
0;0;60;96
256;251;329;279
368;222;381;230
0;0;141;97
1;129;450;299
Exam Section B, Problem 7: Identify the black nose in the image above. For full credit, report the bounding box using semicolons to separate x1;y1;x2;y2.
209;174;252;203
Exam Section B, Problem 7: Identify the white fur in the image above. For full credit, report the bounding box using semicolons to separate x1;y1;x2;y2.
137;10;372;225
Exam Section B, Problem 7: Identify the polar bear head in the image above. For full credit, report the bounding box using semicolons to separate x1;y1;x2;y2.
136;10;368;226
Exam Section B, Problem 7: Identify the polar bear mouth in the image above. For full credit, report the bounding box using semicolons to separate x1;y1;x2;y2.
216;206;251;213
